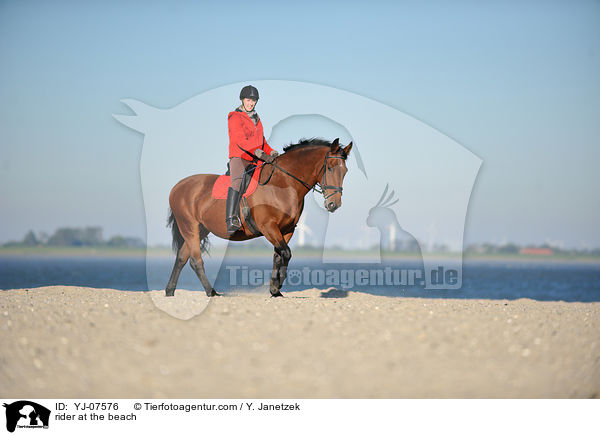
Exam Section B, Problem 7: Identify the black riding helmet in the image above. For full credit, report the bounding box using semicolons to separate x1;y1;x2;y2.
240;85;259;101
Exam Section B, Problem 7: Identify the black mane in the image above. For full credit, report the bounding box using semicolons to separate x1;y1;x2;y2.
283;137;334;153
283;137;347;159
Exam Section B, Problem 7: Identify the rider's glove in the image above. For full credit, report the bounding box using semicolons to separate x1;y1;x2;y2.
255;148;278;163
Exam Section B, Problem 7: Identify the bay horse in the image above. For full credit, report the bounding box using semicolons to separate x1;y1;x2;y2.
165;137;353;297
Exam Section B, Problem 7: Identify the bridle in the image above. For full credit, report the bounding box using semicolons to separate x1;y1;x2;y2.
256;150;345;199
315;151;345;199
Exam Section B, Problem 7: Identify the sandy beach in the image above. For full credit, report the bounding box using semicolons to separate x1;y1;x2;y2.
1;286;598;398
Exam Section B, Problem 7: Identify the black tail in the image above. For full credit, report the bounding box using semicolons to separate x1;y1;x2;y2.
167;209;210;254
167;209;184;253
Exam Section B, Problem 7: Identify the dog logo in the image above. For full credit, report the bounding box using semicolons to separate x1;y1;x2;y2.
3;401;50;432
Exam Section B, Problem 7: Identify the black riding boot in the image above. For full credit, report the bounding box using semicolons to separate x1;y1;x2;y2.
226;187;241;235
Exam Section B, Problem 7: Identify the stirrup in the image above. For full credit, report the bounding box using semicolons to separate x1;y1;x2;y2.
226;216;241;233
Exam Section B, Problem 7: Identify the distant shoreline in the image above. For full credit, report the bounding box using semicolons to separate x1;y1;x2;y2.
0;246;599;264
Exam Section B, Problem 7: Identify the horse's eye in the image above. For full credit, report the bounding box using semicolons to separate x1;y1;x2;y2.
327;167;332;172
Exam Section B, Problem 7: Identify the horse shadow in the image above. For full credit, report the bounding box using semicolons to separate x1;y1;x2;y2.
319;288;349;298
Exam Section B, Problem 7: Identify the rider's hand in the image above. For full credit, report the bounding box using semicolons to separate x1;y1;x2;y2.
255;149;277;162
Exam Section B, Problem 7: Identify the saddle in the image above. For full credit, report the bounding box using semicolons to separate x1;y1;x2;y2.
211;162;262;200
212;162;264;236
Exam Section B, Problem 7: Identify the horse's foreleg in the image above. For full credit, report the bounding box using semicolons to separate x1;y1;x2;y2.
271;249;284;295
165;242;190;296
276;231;294;290
263;226;292;297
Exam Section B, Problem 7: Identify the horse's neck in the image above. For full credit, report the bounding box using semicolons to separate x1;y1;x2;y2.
278;147;326;187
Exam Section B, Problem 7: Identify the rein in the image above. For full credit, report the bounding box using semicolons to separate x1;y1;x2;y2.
257;151;345;198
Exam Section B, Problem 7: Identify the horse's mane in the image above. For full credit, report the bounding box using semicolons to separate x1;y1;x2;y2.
283;137;332;152
283;137;347;159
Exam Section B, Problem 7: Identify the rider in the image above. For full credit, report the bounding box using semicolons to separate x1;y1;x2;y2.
226;85;279;235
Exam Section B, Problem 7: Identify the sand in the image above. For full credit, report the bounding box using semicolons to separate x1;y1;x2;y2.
1;286;598;398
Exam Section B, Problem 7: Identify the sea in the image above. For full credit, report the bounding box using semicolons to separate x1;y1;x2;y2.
1;254;599;302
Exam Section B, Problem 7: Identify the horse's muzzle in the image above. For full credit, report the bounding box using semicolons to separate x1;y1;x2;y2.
325;200;339;212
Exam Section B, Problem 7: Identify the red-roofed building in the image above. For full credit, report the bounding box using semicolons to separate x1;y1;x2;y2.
519;248;554;256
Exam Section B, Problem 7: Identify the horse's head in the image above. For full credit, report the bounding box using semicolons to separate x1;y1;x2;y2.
321;138;353;212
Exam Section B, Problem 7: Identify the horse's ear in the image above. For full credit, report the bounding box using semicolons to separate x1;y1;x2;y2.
331;138;340;152
113;99;158;133
343;142;353;155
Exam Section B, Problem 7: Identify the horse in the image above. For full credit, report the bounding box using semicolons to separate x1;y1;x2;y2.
165;137;353;297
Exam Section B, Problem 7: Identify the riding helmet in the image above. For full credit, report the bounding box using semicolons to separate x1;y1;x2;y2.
239;85;259;101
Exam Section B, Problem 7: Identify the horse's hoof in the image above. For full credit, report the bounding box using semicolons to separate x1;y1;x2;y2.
165;289;175;297
207;289;222;297
270;291;284;298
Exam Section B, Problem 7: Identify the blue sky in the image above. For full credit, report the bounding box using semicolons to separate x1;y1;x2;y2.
1;0;599;248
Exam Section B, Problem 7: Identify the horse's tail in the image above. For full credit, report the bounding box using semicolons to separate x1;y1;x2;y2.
167;209;184;253
167;209;210;254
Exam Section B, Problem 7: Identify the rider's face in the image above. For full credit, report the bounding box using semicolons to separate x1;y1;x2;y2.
242;98;257;111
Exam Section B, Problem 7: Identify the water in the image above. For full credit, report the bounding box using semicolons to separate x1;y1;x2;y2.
1;255;599;302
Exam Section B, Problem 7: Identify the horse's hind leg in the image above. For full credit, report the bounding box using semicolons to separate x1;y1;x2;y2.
176;217;220;297
165;242;190;297
190;254;220;297
187;225;220;297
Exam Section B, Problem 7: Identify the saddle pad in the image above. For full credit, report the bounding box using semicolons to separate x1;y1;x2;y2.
212;164;262;199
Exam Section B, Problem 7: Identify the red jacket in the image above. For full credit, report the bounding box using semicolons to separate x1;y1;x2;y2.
228;110;274;160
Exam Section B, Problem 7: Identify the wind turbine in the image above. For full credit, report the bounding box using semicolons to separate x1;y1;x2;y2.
297;213;314;247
